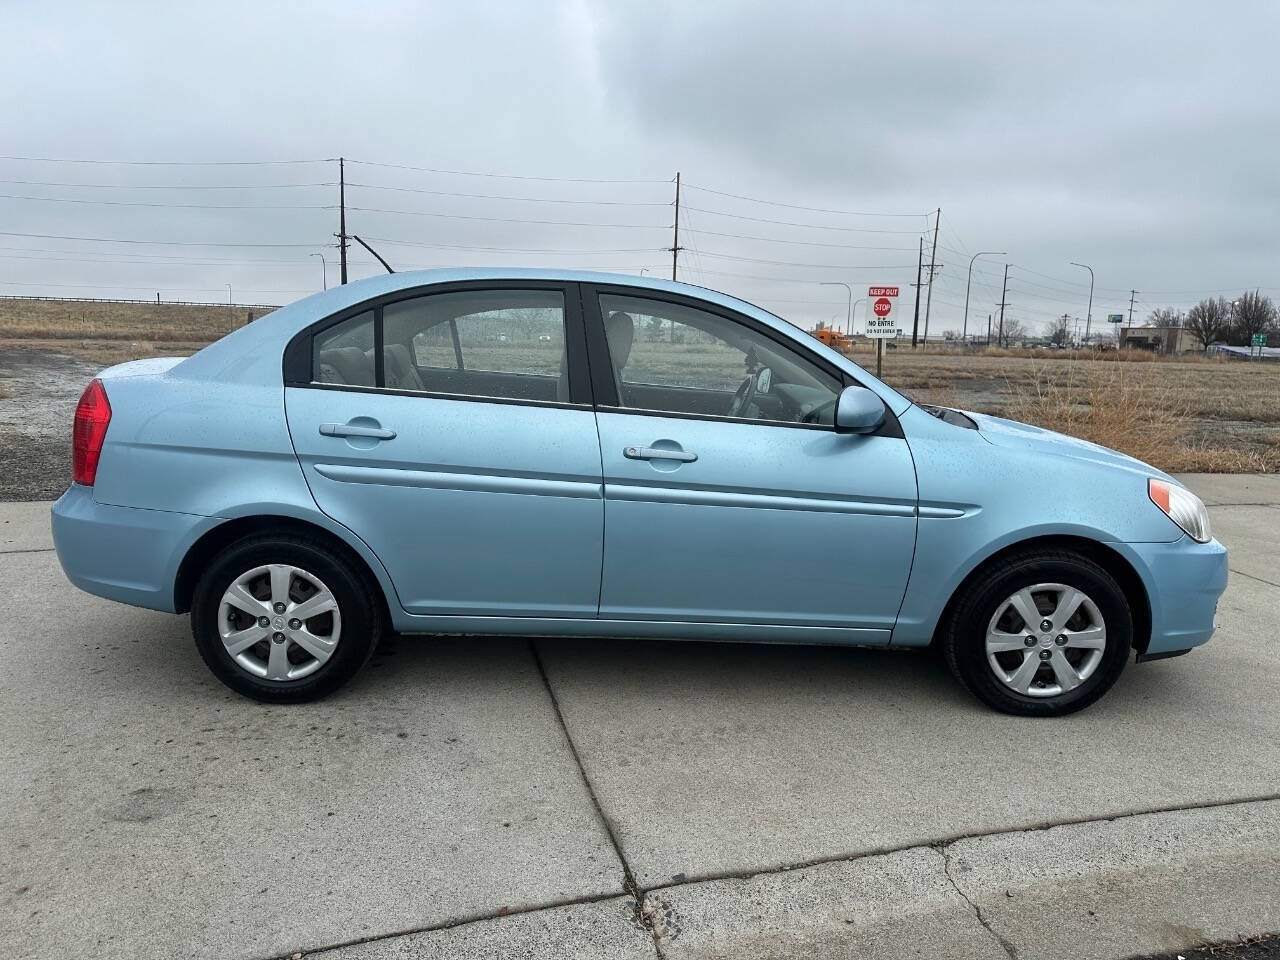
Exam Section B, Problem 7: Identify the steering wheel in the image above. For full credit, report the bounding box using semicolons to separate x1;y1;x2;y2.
727;371;758;418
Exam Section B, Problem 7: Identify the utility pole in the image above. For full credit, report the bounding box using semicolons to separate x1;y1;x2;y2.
922;208;941;344
671;171;681;282
910;237;923;347
997;264;1010;347
986;313;993;346
1128;289;1137;325
337;157;349;285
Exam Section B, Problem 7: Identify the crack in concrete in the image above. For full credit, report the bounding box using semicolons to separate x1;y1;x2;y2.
0;546;55;555
1230;567;1280;589
936;844;1020;960
637;792;1280;895
264;792;1280;959
528;640;667;959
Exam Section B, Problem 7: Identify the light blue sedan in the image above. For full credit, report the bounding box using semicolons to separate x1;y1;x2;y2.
51;270;1227;715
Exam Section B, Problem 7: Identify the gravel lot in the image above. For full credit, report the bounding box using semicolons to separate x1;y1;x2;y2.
0;345;100;501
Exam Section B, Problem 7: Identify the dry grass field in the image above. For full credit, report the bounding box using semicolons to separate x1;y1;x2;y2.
0;297;273;343
863;345;1280;472
1;297;1277;473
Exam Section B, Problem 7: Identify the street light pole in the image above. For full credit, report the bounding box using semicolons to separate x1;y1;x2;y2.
963;251;1005;343
820;282;853;335
1070;262;1094;344
310;253;327;291
850;297;868;335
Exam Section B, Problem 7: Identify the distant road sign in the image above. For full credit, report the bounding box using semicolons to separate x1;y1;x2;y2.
1107;314;1124;323
865;285;900;338
1252;334;1267;346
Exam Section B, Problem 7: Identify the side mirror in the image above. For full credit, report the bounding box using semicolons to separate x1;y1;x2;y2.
834;385;886;434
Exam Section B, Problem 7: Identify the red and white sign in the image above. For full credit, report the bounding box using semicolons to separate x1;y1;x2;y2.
865;285;901;338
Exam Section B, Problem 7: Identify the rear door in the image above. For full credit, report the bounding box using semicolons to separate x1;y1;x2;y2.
284;281;604;619
584;285;918;638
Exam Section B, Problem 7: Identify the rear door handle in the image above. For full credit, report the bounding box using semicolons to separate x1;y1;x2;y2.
320;422;397;440
624;445;697;463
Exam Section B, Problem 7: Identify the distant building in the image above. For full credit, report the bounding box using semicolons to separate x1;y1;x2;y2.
1118;324;1202;354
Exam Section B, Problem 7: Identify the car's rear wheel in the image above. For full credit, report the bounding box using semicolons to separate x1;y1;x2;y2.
942;549;1132;716
191;534;381;702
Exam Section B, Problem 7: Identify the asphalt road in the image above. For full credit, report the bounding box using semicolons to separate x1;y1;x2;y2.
2;474;1278;960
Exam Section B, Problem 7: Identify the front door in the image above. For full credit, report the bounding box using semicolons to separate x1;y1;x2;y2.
585;287;917;638
284;282;604;619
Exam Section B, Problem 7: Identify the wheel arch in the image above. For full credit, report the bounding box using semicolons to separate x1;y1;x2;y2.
174;513;398;627
932;534;1152;655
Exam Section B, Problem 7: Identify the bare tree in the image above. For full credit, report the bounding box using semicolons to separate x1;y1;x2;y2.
1185;296;1230;350
1048;314;1071;347
997;317;1027;348
1229;290;1277;345
1145;306;1185;327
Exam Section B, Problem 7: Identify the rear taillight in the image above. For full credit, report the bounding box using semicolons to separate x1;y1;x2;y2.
72;379;111;486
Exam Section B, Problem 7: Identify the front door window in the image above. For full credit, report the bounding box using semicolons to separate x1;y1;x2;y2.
598;293;842;425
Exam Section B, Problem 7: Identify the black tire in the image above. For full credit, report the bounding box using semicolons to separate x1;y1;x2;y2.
191;533;382;703
942;549;1132;716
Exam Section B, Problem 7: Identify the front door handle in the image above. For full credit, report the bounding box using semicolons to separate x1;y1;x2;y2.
624;445;697;463
320;422;396;440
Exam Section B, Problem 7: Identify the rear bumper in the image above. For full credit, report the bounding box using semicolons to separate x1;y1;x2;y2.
1116;536;1229;656
51;484;216;613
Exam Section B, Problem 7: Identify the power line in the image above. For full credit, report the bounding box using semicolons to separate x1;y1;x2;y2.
0;179;336;190
694;250;919;270
345;182;666;206
345;205;665;229
0;155;329;166
345;158;666;184
0;253;320;270
0;230;321;248
361;235;664;255
0;278;312;293
682;205;926;234
683;226;919;252
682;183;929;219
0;193;334;211
0;243;317;263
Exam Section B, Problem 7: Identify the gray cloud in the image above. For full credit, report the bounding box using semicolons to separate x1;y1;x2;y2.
0;0;1276;332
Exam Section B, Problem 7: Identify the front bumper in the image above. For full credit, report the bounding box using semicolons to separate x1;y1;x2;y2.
51;484;217;613
1116;535;1229;656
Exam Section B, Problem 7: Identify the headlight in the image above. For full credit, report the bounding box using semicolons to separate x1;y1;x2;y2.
1149;478;1212;543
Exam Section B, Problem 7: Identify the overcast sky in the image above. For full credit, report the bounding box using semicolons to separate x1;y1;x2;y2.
2;0;1277;336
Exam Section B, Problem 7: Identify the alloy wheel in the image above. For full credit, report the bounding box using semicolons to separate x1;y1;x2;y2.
217;563;342;681
984;582;1107;698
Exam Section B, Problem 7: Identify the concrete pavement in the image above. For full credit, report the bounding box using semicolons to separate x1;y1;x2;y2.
1;552;623;959
2;475;1278;959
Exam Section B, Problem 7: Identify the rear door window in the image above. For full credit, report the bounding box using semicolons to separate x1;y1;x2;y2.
312;311;375;387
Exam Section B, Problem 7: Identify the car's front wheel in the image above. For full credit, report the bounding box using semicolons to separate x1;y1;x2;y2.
191;533;381;703
942;549;1132;716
